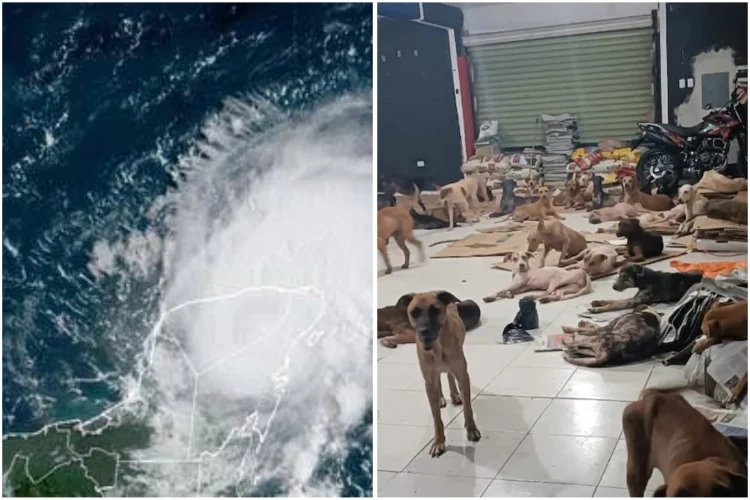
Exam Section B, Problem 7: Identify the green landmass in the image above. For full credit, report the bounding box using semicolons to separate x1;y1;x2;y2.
2;418;151;497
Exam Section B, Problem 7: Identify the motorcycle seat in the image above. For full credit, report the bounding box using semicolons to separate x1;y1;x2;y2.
661;122;704;137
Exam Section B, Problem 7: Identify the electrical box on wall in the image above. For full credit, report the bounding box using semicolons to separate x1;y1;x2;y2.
416;160;425;168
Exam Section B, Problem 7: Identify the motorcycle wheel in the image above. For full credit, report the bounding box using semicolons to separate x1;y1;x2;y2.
636;149;680;195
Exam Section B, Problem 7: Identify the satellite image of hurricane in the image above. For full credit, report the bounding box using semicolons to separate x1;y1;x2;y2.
2;3;372;496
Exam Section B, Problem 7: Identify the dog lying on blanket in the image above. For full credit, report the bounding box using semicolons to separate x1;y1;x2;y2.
527;218;588;267
378;293;481;348
588;203;639;224
563;246;620;275
588;265;702;313
560;306;662;367
616;218;664;262
622;388;748;497
483;251;592;304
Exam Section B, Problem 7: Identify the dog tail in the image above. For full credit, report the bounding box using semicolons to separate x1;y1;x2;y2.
639;384;691;399
439;186;452;200
408;183;427;213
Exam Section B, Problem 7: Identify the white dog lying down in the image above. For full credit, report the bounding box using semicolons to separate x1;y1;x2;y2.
483;251;593;304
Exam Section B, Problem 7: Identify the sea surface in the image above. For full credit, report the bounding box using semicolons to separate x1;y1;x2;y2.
3;3;372;496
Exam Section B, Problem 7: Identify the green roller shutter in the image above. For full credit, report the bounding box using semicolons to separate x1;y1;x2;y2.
469;27;654;149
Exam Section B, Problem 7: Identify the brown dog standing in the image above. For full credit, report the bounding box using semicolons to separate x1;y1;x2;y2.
377;187;425;274
402;291;481;457
622;388;747;497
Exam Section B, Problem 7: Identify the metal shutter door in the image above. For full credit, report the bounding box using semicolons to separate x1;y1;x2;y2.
469;27;654;149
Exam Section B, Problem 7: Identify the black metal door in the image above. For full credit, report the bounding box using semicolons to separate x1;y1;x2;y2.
378;18;462;189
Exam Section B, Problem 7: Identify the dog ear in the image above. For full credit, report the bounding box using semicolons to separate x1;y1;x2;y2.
435;291;460;306
395;293;415;309
652;485;667;497
536;219;545;231
524;251;535;260
503;253;514;262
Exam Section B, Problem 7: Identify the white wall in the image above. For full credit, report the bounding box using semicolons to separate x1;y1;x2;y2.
456;2;656;36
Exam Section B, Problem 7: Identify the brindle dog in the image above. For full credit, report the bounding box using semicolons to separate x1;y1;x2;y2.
402;291;481;457
588;265;702;313
560;307;662;366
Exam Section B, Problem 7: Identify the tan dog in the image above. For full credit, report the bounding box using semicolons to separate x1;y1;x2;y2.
527;218;587;266
676;184;709;235
563;178;585;209
377;188;425;274
512;186;565;222
622;176;674;211
483;251;592;304
588;202;639;224
578;171;594;202
402;291;481;457
563;245;620;275
440;172;486;230
622;388;747;497
693;299;748;354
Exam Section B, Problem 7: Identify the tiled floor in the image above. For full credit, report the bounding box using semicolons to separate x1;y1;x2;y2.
377;212;745;497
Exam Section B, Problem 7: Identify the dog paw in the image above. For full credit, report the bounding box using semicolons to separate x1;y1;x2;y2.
538;296;553;304
466;427;481;442
429;441;446;457
439;396;447;408
384;268;393;275
590;300;607;307
451;394;462;406
588;307;603;314
401;263;410;269
380;338;397;349
561;326;576;334
482;296;496;303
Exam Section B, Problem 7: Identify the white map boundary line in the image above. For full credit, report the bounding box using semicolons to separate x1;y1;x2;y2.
3;284;325;496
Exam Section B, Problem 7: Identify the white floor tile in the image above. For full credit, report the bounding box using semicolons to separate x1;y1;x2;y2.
448;395;551;434
378;390;463;427
496;434;617;486
483;480;595;497
379;471;491;497
405;429;525;479
598;440;664;491
558;370;649;402
378;362;424;392
482;366;575;398
593;486;628;497
531;399;628;438
379;344;419;364
378;425;434;472
377;471;396;492
510;344;574;369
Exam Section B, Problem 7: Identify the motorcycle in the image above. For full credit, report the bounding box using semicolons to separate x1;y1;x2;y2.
632;69;747;195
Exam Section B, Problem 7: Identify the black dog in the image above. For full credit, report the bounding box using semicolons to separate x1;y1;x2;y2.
588;265;702;313
616;218;663;261
489;179;533;218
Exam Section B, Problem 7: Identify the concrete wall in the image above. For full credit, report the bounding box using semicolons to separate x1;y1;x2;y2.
457;2;656;35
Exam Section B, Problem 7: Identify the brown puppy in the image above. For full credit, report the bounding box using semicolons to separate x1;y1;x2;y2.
622;388;748;497
693;299;748;354
512;186;565;222
403;291;481;457
622;176;674;211
527;218;588;267
377;188;425;274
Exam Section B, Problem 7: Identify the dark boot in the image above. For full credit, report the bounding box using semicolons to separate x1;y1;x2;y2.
513;296;539;330
501;322;534;344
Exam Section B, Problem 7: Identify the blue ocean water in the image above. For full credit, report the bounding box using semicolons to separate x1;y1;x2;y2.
3;3;372;496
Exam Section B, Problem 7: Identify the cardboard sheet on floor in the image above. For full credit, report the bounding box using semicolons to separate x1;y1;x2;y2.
491;249;687;280
692;216;748;242
433;230;529;258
